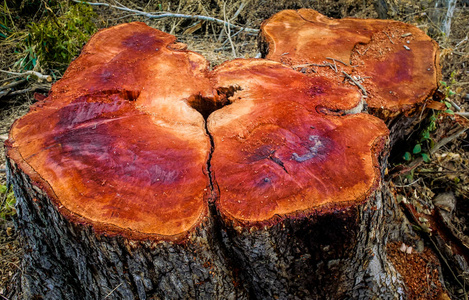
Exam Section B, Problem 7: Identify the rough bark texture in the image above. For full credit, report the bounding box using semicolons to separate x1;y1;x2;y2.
5;11;440;299
7;159;247;300
7;153;406;299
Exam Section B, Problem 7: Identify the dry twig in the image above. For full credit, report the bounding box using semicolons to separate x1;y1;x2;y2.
384;31;394;44
222;1;236;58
0;70;51;82
5;84;51;97
104;283;123;299
0;80;28;99
0;293;10;300
73;0;259;33
0;79;26;91
324;61;337;73
342;71;367;96
326;57;348;66
292;63;327;68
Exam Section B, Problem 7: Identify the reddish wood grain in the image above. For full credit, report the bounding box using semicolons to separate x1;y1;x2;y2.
7;22;212;239
7;21;390;240
209;60;388;224
261;9;440;114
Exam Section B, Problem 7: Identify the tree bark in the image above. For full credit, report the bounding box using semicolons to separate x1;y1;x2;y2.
7;159;246;299
6;11;440;299
7;154;406;299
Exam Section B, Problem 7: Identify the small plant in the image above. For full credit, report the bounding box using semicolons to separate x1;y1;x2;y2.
439;70;462;115
440;71;457;96
0;23;11;39
0;0;16;39
402;70;461;164
0;184;16;220
16;2;97;71
403;113;437;163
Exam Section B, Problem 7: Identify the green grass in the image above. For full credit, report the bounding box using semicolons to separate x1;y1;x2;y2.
13;1;97;71
0;184;16;220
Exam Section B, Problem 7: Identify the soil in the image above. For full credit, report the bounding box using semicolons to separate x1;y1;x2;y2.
387;242;444;300
1;0;468;298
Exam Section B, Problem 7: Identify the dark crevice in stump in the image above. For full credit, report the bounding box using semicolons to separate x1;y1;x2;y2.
186;85;240;120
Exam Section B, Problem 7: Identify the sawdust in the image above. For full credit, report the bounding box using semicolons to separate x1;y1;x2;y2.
387;241;444;300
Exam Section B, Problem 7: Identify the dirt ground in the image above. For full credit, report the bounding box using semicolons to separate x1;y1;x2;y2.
0;0;468;299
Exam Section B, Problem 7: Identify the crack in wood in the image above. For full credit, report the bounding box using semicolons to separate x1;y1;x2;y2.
268;154;289;174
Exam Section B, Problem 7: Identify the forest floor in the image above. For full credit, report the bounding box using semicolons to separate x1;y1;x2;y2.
0;0;468;299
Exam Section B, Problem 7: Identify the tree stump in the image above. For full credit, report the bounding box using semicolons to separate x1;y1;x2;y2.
6;11;440;300
260;9;440;120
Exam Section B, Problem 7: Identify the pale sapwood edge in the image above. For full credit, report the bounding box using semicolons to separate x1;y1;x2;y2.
72;0;259;34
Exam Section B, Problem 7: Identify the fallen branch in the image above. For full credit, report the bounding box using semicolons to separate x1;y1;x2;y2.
0;79;28;99
6;84;51;97
450;100;461;111
0;70;52;82
424;127;466;155
73;0;259;33
0;79;26;91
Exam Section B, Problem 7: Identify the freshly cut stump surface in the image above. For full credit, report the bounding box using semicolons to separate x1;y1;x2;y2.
8;23;213;240
8;22;387;239
209;60;386;224
5;13;438;299
260;9;440;117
